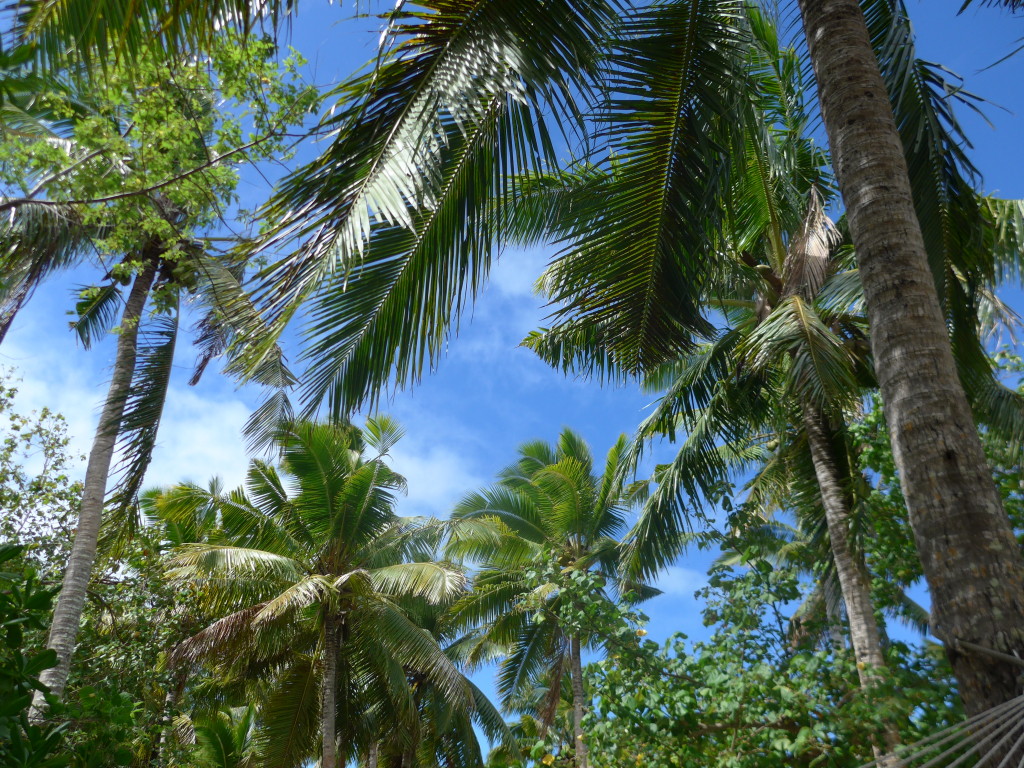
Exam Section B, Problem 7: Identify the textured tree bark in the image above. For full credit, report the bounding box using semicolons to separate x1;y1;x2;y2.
800;403;899;760
323;614;340;768
797;0;1024;715
0;280;31;345
569;635;589;768
368;741;380;768
31;255;159;717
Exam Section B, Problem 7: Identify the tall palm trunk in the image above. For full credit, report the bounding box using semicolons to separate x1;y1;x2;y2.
323;614;340;768
0;280;31;345
569;635;588;768
800;403;899;759
797;0;1024;715
367;741;379;768
31;255;159;716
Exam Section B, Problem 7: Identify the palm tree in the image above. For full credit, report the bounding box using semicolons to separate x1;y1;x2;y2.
161;419;475;768
448;428;652;768
16;0;1024;713
524;10;1024;749
795;0;1024;715
12;44;302;713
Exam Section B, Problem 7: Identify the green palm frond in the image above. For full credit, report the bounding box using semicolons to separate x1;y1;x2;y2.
865;0;985;290
0;201;90;342
370;561;466;604
467;678;517;750
237;0;614;417
535;0;748;374
15;0;297;71
522;317;633;385
370;601;470;703
251;654;320;768
106;308;179;512
69;282;121;348
363;414;406;458
740;295;859;412
449;570;530;634
254;574;337;624
453;487;547;543
166;544;305;585
497;619;561;705
142;479;222;545
982;198;1024;284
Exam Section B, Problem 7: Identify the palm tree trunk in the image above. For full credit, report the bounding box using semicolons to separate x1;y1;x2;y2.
0;280;31;345
569;635;589;768
323;613;340;768
796;0;1024;716
31;255;159;717
368;742;379;768
800;403;898;759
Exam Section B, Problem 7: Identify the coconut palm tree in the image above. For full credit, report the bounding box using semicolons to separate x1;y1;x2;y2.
796;0;1024;714
10;44;305;714
161;419;475;768
15;0;1024;713
447;428;652;768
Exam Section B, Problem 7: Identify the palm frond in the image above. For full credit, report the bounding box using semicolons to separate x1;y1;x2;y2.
166;543;305;585
370;561;466;605
69;282;121;348
0;201;89;342
251;654;321;768
16;0;297;71
535;0;748;374
741;295;859;412
105;308;179;517
241;0;614;416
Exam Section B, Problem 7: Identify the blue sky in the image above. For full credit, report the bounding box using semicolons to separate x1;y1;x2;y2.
3;0;1024;665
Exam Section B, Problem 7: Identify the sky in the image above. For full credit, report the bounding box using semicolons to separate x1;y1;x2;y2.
3;0;1024;667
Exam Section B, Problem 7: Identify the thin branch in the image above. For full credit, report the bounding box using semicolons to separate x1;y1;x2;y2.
0;133;271;214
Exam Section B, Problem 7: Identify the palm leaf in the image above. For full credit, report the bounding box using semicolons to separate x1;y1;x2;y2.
370;561;466;604
69;282;121;349
241;0;614;416
105;308;179;514
251;654;321;768
16;0;297;71
535;0;748;374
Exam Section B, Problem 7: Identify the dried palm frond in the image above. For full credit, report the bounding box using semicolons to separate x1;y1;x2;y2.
860;694;1024;767
782;187;840;301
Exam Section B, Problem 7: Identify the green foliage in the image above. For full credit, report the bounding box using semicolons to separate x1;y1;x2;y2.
584;565;959;768
851;350;1024;616
0;371;81;579
0;544;67;768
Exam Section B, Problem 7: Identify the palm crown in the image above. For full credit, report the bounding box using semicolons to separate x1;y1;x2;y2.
157;420;476;768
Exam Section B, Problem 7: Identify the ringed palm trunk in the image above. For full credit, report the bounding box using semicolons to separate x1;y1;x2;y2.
800;402;899;759
569;635;589;768
797;0;1024;715
31;254;159;716
323;614;341;768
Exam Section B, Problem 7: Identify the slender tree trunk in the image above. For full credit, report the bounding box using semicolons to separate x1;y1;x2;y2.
822;586;846;651
323;614;340;768
157;665;188;754
569;635;589;768
0;280;31;345
31;256;159;718
368;742;379;768
797;0;1024;716
800;403;899;759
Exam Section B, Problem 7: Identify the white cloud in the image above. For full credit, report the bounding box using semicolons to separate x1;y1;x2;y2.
655;565;708;598
488;248;551;299
143;387;253;490
389;441;485;519
1;303;256;493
